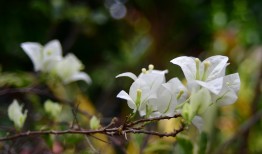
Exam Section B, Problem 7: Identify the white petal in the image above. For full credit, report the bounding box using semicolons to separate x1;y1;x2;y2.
67;72;92;84
139;72;165;90
223;73;240;92
171;56;196;81
155;91;172;113
151;69;168;74
117;90;136;111
43;40;62;62
129;78;147;100
64;53;83;71
214;89;238;106
116;72;137;80
196;77;224;95
21;42;43;71
204;55;228;81
163;78;186;93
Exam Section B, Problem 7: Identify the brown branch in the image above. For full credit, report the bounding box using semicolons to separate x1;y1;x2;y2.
126;114;182;127
125;126;184;137
0;115;184;142
0;129;108;142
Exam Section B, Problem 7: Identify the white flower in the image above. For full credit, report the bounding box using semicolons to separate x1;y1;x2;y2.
53;53;91;84
171;55;228;81
21;40;62;72
117;78;156;115
171;55;229;95
150;78;188;117
116;65;167;116
8;99;27;129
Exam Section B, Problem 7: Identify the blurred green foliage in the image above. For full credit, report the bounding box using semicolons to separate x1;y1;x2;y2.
0;0;261;153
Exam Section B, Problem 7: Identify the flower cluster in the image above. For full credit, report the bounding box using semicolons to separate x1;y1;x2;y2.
117;55;240;129
21;40;91;84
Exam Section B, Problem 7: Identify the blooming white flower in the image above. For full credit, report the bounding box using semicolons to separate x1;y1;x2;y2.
53;53;91;84
171;55;228;81
21;40;62;72
117;78;156;115
171;55;229;95
8;99;27;129
116;65;167;116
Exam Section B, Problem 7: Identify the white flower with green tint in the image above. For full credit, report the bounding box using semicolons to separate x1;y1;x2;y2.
8;99;27;129
44;100;62;119
90;116;101;130
54;53;91;84
171;55;240;106
21;40;62;72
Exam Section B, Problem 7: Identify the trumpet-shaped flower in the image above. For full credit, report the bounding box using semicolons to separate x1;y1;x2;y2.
21;40;62;72
53;53;91;84
8;99;27;129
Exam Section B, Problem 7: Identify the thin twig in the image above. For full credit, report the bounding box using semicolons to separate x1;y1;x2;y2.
126;114;182;127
